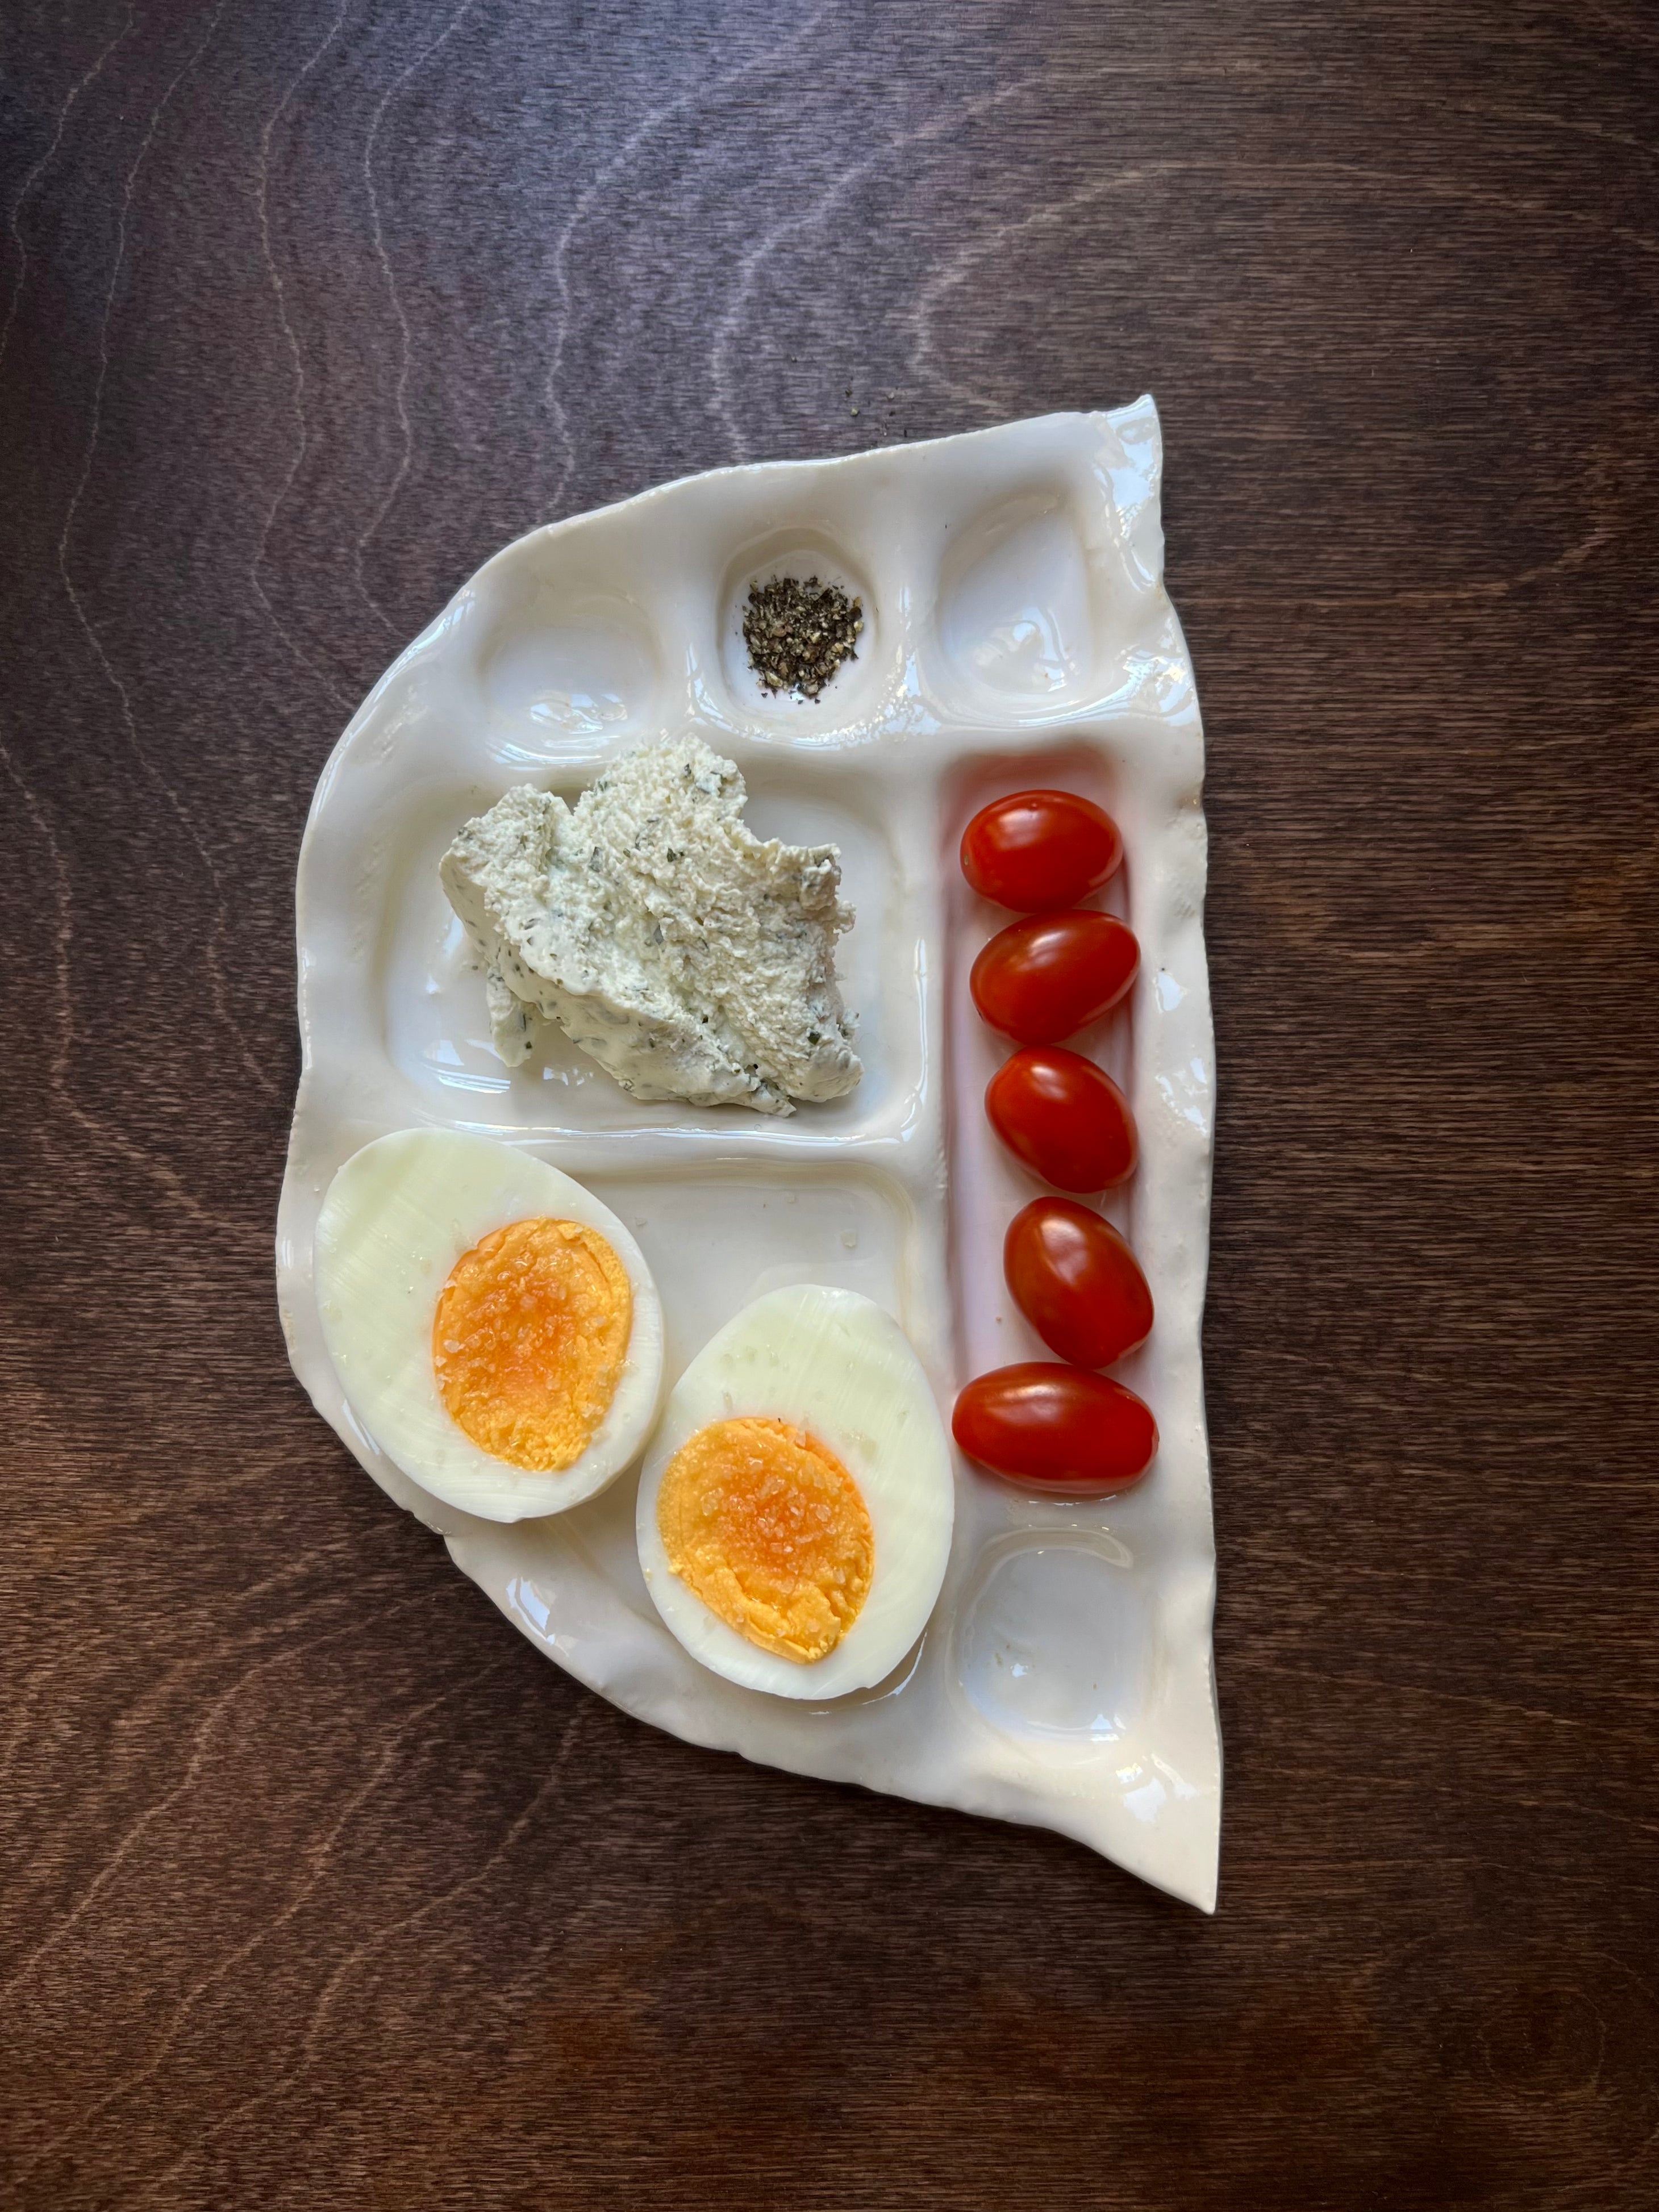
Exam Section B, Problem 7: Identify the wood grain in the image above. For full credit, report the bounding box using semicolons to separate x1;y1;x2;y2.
3;2;1656;2205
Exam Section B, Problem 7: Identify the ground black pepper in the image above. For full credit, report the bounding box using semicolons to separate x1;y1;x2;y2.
743;573;864;700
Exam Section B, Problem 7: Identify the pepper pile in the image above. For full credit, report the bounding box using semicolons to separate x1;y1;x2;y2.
743;574;863;700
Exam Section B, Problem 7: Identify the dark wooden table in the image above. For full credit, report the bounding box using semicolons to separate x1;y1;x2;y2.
4;3;1656;2205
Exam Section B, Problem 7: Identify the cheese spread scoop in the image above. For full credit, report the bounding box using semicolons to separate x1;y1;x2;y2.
440;736;861;1115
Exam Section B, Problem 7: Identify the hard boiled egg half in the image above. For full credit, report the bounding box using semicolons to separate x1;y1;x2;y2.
636;1284;954;1698
315;1129;662;1521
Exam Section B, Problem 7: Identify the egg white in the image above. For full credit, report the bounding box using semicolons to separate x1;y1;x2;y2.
315;1129;663;1522
636;1284;954;1699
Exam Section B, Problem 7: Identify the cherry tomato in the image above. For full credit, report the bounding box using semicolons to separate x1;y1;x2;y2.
985;1045;1137;1191
970;911;1139;1044
952;1364;1158;1491
960;790;1123;912
1004;1197;1153;1368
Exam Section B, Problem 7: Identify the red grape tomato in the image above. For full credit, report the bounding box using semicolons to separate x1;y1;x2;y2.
1004;1197;1153;1369
960;790;1123;912
970;910;1139;1045
985;1046;1137;1193
952;1364;1157;1492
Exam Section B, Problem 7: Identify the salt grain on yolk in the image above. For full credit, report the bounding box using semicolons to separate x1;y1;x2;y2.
433;1217;631;1472
656;1417;874;1663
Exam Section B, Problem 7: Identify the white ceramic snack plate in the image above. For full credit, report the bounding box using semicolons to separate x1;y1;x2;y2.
277;397;1222;1910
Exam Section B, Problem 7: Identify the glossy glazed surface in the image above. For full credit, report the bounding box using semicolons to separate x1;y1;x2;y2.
277;398;1220;1909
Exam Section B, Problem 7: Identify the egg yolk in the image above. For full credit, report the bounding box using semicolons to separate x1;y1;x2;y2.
433;1217;631;1472
657;1417;874;1663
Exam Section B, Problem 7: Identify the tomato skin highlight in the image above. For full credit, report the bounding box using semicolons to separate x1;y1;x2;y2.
960;791;1124;912
1004;1197;1153;1368
970;911;1139;1045
953;1364;1158;1491
985;1046;1137;1192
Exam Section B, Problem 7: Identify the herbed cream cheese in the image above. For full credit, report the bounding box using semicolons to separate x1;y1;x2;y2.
440;736;861;1116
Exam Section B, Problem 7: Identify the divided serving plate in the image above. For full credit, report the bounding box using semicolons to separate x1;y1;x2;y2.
276;395;1222;1910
